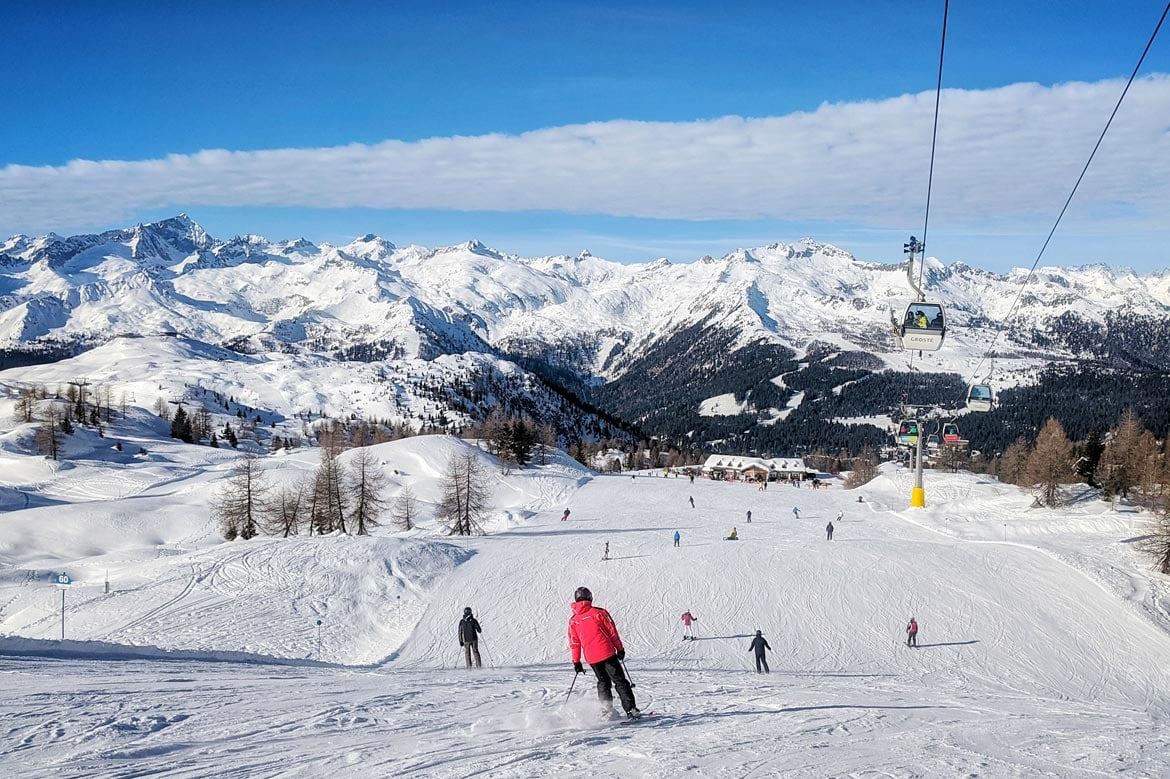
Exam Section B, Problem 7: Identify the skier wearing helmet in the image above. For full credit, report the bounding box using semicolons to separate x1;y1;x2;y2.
459;607;483;669
567;586;641;720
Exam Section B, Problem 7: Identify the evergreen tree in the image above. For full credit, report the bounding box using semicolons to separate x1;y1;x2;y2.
510;418;535;467
170;406;194;442
1077;428;1104;486
572;439;589;467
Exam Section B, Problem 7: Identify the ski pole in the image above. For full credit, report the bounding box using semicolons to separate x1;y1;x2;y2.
480;638;494;668
621;659;636;689
564;671;581;703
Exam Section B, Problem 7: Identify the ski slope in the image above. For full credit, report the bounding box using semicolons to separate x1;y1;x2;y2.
2;435;1170;776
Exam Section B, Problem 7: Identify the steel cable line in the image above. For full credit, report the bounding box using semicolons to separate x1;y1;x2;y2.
916;0;949;297
901;0;949;421
967;1;1170;387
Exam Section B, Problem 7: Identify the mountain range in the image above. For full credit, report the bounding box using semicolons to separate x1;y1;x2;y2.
3;215;1169;455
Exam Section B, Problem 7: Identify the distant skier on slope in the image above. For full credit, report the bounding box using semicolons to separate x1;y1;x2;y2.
459;607;483;669
792;506;800;519
906;617;919;648
726;527;738;541
681;611;697;640
673;530;681;548
602;542;609;561
689;496;695;508
746;510;752;523
562;509;571;522
826;521;834;541
835;510;843;523
568;586;641;720
749;630;771;673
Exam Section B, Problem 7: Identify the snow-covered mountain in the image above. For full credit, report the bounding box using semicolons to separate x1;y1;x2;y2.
4;215;1168;371
3;215;1169;450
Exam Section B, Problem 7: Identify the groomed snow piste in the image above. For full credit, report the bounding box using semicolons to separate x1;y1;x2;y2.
2;431;1170;777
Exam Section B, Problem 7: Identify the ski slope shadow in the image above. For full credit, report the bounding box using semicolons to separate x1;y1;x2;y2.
0;636;361;668
636;704;954;727
604;555;651;561
490;526;692;538
774;671;896;679
912;640;980;649
688;634;753;641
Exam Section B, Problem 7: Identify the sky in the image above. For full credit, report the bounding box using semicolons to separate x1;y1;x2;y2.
3;1;1170;271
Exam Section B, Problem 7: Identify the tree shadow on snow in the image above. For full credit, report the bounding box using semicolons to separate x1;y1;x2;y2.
605;555;651;561
1121;535;1154;545
913;640;980;649
688;634;753;641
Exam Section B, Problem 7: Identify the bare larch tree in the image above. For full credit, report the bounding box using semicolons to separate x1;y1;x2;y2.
437;451;491;536
264;478;306;537
213;454;271;540
1024;418;1075;507
347;447;388;535
391;486;420;531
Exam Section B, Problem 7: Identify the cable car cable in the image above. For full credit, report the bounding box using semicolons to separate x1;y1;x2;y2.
967;0;1170;387
916;0;949;298
899;0;949;424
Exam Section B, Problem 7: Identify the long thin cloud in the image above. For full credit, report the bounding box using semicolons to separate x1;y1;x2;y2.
2;76;1169;232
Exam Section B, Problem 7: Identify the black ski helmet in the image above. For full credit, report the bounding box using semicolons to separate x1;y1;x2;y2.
464;607;473;615
574;586;593;602
755;630;762;637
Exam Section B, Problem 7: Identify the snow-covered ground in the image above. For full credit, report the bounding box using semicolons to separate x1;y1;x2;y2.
697;393;749;417
2;430;1170;776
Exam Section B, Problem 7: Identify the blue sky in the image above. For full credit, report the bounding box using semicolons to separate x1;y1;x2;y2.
4;1;1170;270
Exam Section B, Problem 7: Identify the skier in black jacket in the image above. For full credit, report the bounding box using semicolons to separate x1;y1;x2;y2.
459;607;483;669
749;630;771;673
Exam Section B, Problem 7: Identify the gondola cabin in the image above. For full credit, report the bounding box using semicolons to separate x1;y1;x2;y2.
899;302;946;351
926;434;940;451
897;419;920;446
967;384;993;412
942;422;960;443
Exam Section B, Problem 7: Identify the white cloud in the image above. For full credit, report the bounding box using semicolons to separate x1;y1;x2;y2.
3;76;1170;232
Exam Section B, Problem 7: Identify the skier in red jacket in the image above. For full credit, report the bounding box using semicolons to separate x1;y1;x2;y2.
568;587;641;720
